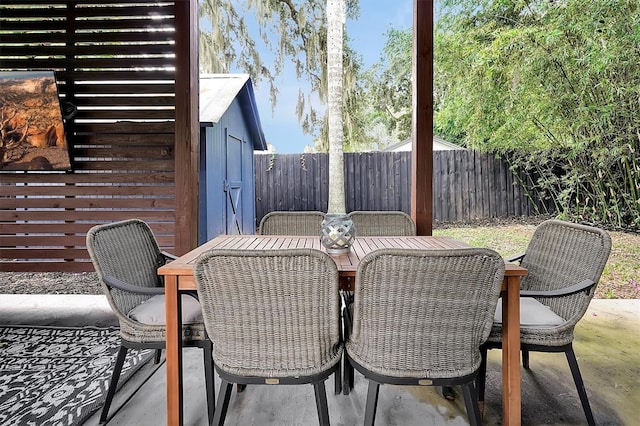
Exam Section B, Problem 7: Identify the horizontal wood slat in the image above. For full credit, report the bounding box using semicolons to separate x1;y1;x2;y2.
58;70;176;82
0;45;175;59
1;197;174;209
0;211;173;222
1;186;174;197
1;248;92;260
0;4;174;19
73;147;174;158
0;31;176;44
70;161;175;171
0;235;174;247
73;122;174;134
72;84;175;95
75;96;175;107
0;58;175;70
73;110;175;121
0;173;173;184
74;134;175;149
0;222;175;234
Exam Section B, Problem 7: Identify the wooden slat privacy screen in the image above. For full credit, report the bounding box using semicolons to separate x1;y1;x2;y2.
0;1;178;272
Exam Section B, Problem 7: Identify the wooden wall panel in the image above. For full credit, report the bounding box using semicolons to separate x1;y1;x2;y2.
0;1;179;272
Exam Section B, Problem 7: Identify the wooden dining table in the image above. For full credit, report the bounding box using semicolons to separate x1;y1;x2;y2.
158;235;527;426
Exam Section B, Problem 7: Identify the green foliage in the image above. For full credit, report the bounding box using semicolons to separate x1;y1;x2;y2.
351;0;639;228
360;28;413;147
433;0;640;230
368;28;412;142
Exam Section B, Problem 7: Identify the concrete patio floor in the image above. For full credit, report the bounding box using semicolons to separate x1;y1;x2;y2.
0;295;638;425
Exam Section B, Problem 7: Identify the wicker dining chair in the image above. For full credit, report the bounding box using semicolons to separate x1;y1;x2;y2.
86;219;215;424
258;211;326;235
341;210;416;395
347;211;416;236
257;210;343;394
194;248;343;426
477;219;612;426
345;248;505;426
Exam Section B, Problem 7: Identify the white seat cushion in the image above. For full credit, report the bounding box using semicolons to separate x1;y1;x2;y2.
128;294;203;325
494;297;565;328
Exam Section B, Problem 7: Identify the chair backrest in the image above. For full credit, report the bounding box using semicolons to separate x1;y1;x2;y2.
347;211;416;236
519;219;612;324
194;248;342;376
86;219;165;316
258;211;325;236
347;248;505;378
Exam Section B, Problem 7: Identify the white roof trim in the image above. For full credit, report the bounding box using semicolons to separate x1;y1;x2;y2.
199;73;250;124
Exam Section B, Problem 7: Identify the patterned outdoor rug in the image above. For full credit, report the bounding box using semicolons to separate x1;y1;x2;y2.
0;325;154;425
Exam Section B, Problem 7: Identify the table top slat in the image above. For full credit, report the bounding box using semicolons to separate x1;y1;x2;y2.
158;235;527;281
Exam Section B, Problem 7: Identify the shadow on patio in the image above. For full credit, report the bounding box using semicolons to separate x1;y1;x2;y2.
0;296;637;425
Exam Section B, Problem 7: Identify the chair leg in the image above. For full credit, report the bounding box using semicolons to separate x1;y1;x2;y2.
334;363;342;395
461;381;481;426
343;355;353;395
364;380;380;426
522;349;530;370
99;345;128;424
566;347;596;426
477;345;487;412
212;379;234;426
342;296;355;395
313;380;330;426
202;341;216;424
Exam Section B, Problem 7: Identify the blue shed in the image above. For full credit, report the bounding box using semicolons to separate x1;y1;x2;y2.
198;74;267;244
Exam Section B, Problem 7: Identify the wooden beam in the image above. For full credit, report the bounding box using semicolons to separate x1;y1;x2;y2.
174;0;200;255
411;0;434;236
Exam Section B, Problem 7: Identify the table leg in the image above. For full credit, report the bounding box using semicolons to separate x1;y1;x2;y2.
165;275;183;426
502;276;521;425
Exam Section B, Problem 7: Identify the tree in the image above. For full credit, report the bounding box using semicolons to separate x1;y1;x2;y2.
360;0;639;229
326;0;346;214
433;0;640;229
199;0;361;151
361;27;412;145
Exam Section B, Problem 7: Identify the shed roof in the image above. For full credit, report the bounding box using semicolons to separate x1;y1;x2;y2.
199;74;267;151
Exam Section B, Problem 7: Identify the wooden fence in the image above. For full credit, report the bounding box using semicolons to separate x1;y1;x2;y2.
255;151;550;225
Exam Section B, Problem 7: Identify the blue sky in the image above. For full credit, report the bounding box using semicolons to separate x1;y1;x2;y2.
248;1;413;154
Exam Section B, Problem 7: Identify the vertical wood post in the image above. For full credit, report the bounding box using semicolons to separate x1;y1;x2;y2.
174;0;200;254
411;0;434;236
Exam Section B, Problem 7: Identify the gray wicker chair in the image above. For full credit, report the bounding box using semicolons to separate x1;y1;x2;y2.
86;219;215;424
478;219;611;426
258;210;343;394
341;210;416;395
258;210;326;235
347;211;416;236
194;248;343;426
345;248;505;426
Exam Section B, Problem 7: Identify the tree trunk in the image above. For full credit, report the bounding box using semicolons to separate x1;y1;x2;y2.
326;0;345;214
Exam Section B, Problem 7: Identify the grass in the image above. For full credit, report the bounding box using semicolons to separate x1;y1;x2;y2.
433;220;640;299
